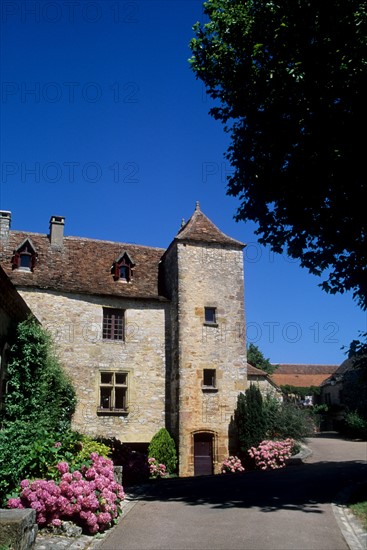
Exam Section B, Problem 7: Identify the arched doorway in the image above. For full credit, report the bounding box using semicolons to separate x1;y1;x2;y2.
194;432;214;476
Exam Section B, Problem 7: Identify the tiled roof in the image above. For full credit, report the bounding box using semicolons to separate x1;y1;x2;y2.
175;202;245;248
247;364;268;377
271;364;340;387
0;231;166;300
272;364;340;375
0;264;33;321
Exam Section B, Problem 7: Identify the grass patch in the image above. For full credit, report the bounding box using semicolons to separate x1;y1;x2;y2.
348;484;367;529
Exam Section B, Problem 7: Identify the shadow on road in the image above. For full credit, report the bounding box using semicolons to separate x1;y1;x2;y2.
129;459;367;516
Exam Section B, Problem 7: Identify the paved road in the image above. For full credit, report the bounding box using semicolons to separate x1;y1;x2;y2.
99;435;367;550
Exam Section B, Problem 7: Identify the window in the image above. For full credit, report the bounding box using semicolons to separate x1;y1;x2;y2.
204;307;217;325
12;240;37;271
112;252;135;282
102;308;124;340
98;371;128;413
203;368;216;389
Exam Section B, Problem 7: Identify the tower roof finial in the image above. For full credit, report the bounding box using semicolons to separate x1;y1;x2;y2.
195;201;200;211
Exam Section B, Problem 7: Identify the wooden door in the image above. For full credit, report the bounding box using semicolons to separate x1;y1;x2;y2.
194;433;213;476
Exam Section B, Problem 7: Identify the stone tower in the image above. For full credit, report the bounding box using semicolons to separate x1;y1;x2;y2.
162;203;247;476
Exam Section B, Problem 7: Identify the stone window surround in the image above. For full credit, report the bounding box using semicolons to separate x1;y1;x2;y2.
202;368;218;393
204;306;218;327
97;369;129;416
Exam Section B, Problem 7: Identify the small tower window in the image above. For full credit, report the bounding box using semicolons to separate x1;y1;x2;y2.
202;369;218;392
204;307;217;325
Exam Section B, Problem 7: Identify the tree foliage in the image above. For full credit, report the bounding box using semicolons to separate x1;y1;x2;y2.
190;0;367;310
0;318;77;502
280;384;320;401
247;343;277;374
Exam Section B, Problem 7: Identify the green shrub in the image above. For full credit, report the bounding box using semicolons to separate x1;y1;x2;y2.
233;390;314;467
2;317;76;430
263;396;314;441
148;428;177;474
72;435;111;464
0;318;77;503
342;411;367;439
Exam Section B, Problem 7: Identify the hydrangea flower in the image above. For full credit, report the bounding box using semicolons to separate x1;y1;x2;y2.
221;456;245;474
248;439;294;470
7;453;125;534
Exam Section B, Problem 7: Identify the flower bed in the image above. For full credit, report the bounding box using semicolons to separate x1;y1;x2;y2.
221;456;245;474
148;457;167;479
7;453;125;534
248;439;294;470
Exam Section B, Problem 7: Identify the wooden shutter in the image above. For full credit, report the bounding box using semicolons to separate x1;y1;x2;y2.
31;254;37;270
12;252;20;269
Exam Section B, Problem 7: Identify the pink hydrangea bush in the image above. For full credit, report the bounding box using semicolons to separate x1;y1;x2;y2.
7;453;125;534
148;458;167;479
248;438;294;470
221;456;245;474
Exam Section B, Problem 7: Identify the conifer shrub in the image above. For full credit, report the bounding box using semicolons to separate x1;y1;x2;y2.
148;428;177;474
234;385;267;457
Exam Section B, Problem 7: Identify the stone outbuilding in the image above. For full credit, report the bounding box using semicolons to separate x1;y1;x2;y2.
0;204;247;476
247;363;283;400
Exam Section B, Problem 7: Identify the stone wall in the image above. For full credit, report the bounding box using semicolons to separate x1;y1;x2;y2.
172;242;247;476
18;288;168;443
0;509;37;550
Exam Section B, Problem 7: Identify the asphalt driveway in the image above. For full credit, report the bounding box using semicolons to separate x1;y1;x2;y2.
98;434;367;550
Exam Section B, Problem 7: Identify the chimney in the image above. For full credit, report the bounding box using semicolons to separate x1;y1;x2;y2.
0;211;11;241
49;215;65;247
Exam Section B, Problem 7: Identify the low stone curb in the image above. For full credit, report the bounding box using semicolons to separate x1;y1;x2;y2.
332;483;367;550
288;442;313;465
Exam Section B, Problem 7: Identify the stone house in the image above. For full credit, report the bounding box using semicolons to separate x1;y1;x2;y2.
247;363;283;401
0;205;247;476
320;357;367;411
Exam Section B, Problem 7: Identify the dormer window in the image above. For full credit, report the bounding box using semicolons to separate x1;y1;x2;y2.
12;239;37;272
112;252;135;282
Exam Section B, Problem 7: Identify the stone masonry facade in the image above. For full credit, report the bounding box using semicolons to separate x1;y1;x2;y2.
0;204;247;476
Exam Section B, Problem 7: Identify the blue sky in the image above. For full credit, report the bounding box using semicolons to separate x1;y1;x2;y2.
1;0;365;365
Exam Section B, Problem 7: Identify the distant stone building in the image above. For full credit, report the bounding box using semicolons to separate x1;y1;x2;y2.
0;205;247;476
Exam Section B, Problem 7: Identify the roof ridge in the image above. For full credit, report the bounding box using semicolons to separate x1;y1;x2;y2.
8;230;166;251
